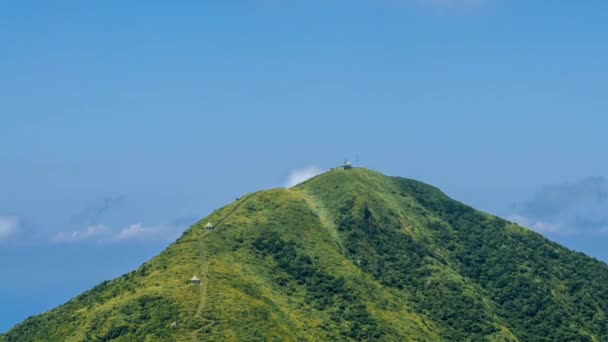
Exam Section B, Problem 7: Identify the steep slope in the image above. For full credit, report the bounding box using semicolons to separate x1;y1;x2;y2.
3;168;608;341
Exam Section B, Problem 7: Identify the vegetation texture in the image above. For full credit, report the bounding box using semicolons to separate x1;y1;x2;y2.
3;168;608;341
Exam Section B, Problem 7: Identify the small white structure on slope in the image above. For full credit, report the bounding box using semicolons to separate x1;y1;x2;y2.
191;275;201;285
343;160;353;170
205;222;214;231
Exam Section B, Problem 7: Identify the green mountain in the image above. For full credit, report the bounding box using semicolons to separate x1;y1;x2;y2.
3;168;608;341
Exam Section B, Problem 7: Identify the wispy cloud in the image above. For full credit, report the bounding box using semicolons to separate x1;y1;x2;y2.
116;223;148;240
507;214;567;235
115;223;181;241
0;215;20;240
71;195;125;226
52;222;184;244
51;224;111;243
284;166;324;188
52;195;187;243
510;177;608;236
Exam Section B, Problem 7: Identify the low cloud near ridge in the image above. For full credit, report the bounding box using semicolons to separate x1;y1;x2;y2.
507;214;566;235
509;177;608;236
52;222;183;244
284;166;324;188
0;215;20;240
115;223;180;241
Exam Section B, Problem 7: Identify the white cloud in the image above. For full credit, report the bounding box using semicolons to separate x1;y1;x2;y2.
529;221;564;234
510;177;608;236
0;216;19;240
284;166;324;188
508;214;569;235
115;223;184;242
52;224;111;243
52;222;183;244
116;223;146;240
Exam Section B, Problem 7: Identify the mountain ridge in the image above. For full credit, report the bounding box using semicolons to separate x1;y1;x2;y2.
3;168;608;341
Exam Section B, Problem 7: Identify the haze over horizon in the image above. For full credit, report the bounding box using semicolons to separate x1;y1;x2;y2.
2;1;608;333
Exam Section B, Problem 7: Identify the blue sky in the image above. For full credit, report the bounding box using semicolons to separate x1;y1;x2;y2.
2;0;608;332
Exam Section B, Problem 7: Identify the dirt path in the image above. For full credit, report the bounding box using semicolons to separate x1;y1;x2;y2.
296;189;344;252
190;194;256;340
194;237;209;319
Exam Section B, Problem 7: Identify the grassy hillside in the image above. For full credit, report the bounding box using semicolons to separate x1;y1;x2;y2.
3;168;608;341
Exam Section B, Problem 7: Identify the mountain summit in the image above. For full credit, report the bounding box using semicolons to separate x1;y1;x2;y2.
3;168;608;341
